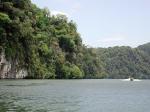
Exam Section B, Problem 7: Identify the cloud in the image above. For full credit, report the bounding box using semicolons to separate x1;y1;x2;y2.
99;36;125;43
86;34;128;47
51;10;69;17
97;34;127;43
55;0;82;14
71;2;82;14
56;0;69;3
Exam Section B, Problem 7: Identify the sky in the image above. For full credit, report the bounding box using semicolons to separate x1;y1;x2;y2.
31;0;150;48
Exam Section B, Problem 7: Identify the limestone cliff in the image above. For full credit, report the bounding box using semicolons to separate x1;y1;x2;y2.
0;51;28;79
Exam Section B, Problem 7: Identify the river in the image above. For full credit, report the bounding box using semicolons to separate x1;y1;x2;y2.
0;79;150;112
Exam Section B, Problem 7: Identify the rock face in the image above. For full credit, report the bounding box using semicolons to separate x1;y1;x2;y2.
0;51;28;79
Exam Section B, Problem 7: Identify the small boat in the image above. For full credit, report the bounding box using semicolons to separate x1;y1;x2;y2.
122;77;141;81
129;77;134;81
122;78;133;81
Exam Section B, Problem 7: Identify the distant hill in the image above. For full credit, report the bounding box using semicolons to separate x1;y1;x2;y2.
138;42;150;55
95;45;150;79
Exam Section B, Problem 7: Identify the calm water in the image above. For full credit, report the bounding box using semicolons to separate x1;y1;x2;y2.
0;79;150;112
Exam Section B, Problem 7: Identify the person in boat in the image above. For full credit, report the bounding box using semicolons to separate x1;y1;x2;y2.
129;76;134;81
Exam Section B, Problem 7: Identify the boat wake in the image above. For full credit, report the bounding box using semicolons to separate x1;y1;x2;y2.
122;78;142;81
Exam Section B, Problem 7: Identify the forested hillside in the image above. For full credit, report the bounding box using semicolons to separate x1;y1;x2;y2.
138;42;150;55
96;45;150;79
0;0;86;79
0;0;150;79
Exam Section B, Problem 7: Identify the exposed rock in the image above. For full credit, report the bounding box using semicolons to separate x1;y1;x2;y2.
16;69;28;79
0;51;28;79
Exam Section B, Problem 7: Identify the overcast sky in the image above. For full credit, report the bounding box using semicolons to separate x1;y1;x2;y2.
31;0;150;48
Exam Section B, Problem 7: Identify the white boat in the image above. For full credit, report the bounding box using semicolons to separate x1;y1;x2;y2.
122;78;141;81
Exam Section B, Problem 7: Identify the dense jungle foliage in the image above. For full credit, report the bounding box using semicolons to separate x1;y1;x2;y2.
96;43;150;79
0;0;150;79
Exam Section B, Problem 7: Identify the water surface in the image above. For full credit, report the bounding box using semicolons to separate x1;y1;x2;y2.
0;79;150;112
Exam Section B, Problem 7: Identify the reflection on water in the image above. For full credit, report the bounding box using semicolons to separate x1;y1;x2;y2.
0;79;150;112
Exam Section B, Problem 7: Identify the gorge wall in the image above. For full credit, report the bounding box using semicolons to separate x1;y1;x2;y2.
0;51;27;79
